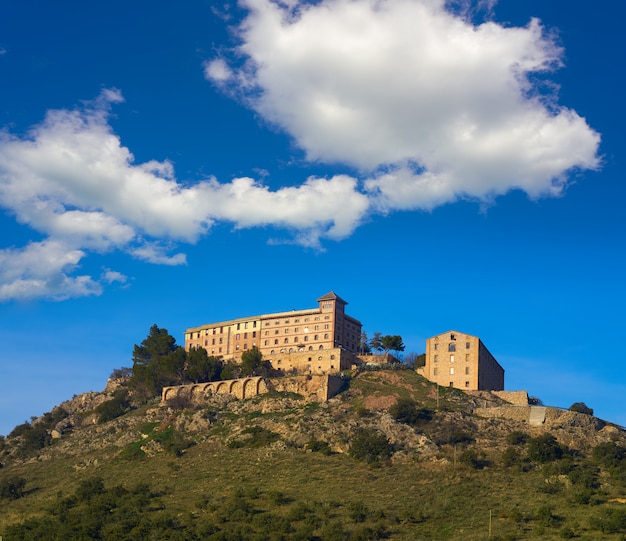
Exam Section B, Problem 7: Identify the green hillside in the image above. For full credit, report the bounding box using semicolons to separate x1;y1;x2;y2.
1;368;626;540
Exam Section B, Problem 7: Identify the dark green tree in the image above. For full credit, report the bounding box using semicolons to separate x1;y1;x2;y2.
128;325;185;401
240;347;271;377
186;346;222;383
359;332;371;354
380;335;405;356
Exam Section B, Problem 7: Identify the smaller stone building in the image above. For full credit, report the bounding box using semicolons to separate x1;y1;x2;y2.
422;330;504;391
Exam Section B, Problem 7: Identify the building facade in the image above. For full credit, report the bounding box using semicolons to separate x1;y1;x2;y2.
422;330;504;391
184;292;362;372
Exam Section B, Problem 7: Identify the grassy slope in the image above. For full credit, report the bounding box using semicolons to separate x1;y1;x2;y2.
1;369;625;540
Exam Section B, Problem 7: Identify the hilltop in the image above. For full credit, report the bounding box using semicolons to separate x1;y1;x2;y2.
1;367;626;540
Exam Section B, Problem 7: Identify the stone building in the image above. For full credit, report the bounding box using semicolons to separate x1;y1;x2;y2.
184;292;362;373
422;330;504;391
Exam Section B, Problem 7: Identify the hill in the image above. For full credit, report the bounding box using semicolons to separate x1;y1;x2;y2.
1;367;626;540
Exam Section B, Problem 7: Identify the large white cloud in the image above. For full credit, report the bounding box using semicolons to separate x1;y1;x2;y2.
0;0;603;301
0;90;369;301
207;0;600;210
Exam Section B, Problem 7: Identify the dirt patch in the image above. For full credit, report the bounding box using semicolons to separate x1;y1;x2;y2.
363;394;397;411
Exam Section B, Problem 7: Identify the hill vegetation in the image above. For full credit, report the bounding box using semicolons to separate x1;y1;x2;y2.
1;355;626;539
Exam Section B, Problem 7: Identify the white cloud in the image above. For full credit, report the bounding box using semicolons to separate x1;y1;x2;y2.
102;269;128;284
0;91;369;301
209;0;600;210
0;240;101;301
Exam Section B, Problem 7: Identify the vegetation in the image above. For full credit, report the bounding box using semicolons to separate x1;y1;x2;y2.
569;401;594;415
2;369;626;540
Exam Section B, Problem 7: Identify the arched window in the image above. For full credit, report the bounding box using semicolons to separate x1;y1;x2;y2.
319;345;324;350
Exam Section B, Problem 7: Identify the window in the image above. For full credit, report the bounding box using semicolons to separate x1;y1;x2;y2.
252;332;256;338
324;333;329;339
284;338;288;344
219;338;223;344
274;339;278;345
434;368;438;375
264;340;269;346
319;345;324;349
466;342;470;349
449;382;454;387
465;366;470;375
465;381;470;388
236;344;240;350
245;322;248;329
314;335;318;340
265;331;269;336
465;354;469;361
450;367;455;375
275;330;279;335
324;324;329;329
285;328;289;333
304;336;309;341
253;321;257;328
237;323;240;330
448;343;456;352
434;343;438;351
434;354;438;362
314;325;319;331
236;334;240;340
212;339;215;345
450;355;455;363
294;337;299;343
450;333;456;340
244;343;248;350
244;332;247;339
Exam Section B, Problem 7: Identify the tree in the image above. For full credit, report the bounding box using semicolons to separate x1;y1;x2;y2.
380;335;405;356
359;332;371;354
369;332;382;353
186;346;222;383
128;325;186;401
240;347;267;376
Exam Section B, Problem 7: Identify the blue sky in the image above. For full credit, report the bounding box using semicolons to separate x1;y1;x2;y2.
1;0;624;436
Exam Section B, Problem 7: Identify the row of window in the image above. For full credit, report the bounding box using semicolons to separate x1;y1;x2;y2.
264;324;330;335
433;354;471;362
264;333;330;346
269;345;325;354
433;342;471;352
433;366;471;375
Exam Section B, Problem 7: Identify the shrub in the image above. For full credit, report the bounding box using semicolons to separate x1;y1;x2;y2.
228;426;280;449
307;439;332;455
506;431;528;445
458;449;488;469
592;441;626;470
527;434;565;463
569;402;593;416
389;398;432;427
349;428;393;464
94;390;131;424
0;476;26;499
589;507;626;534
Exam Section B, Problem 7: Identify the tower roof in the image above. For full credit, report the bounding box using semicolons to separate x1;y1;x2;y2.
317;291;348;304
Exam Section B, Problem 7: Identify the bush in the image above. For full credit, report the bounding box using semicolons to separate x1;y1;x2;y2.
569;402;593;415
527;434;565;463
307;439;333;455
349;428;393;464
94;390;131;424
228;427;280;449
506;431;528;445
592;441;626;470
0;476;26;499
458;449;488;469
388;398;432;427
589;507;626;534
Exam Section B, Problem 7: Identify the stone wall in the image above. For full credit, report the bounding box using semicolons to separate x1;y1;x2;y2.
492;390;529;405
161;374;347;405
